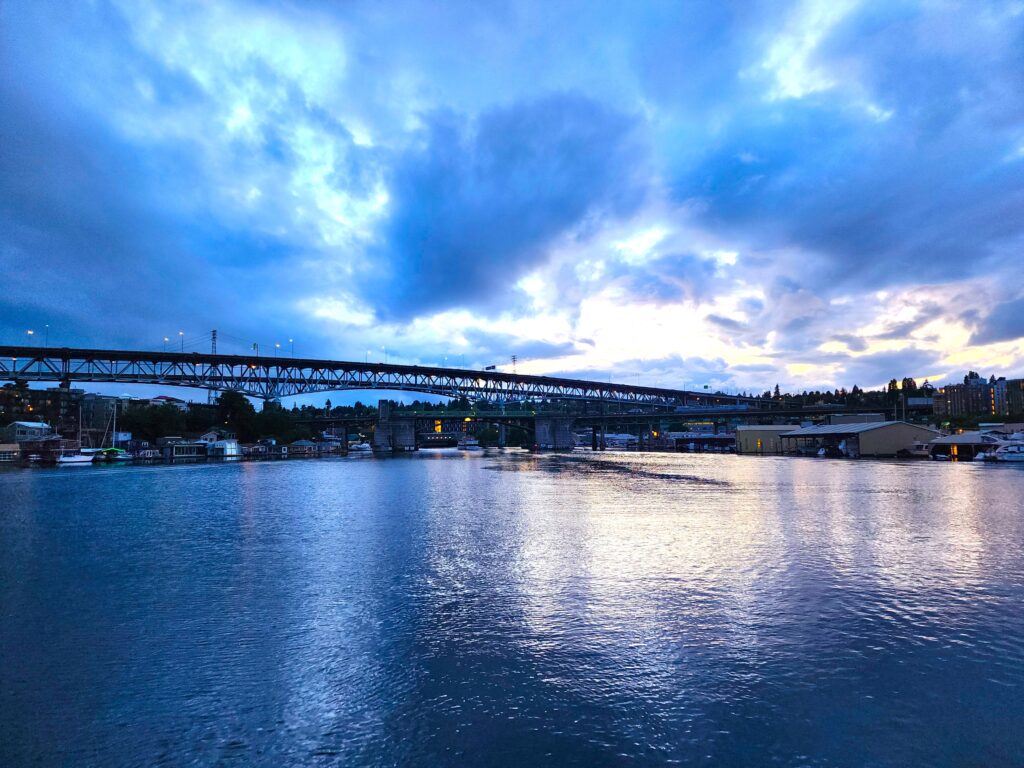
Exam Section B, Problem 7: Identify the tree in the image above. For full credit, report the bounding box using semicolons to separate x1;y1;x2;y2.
217;391;257;442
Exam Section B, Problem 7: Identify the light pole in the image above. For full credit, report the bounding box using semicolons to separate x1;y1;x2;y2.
178;330;184;352
44;325;49;346
275;343;280;359
365;350;371;363
381;345;388;364
163;336;169;352
289;338;294;356
26;329;34;346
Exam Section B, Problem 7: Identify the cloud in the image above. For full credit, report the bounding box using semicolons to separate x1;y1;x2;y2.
1;0;1023;395
358;92;646;319
970;297;1024;345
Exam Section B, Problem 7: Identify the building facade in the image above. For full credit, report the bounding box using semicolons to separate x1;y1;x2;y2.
934;377;1011;418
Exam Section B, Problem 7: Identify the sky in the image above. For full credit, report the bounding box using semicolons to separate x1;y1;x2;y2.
2;0;1023;398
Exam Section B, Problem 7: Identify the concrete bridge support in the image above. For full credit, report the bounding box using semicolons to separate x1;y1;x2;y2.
535;417;575;451
374;401;418;452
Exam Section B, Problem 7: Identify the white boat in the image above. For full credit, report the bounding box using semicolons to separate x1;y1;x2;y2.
457;436;482;450
348;442;372;452
57;452;93;465
58;404;94;464
990;443;1024;462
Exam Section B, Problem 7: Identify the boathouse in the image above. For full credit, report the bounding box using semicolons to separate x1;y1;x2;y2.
781;421;939;458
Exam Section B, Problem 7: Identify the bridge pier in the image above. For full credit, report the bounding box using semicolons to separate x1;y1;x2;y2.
535;416;575;451
374;401;418;453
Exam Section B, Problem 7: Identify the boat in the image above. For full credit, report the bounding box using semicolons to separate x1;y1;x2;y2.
348;442;372;452
989;443;1024;462
57;451;93;465
457;436;482;450
57;404;94;465
92;398;131;460
897;440;932;459
94;447;132;462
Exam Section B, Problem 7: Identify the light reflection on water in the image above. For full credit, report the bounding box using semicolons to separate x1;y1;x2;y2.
1;452;1023;766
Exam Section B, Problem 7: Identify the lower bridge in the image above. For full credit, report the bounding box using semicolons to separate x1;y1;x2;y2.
307;403;931;452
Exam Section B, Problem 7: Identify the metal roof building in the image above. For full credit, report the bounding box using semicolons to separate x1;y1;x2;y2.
781;421;939;458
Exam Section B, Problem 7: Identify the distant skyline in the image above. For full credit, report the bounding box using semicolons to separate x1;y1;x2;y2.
2;0;1023;393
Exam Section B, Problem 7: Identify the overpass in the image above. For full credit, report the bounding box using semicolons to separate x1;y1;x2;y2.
0;346;757;410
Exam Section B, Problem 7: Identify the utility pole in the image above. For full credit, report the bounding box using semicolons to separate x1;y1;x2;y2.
209;330;218;403
511;355;517;374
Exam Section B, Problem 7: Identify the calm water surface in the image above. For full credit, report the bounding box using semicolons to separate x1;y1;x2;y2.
1;452;1023;766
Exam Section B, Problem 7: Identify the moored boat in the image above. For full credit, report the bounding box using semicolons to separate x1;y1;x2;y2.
94;447;132;462
57;451;93;465
989;443;1024;462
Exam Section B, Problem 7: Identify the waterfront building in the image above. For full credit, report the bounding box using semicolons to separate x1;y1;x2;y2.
207;439;241;458
934;375;1010;418
289;439;318;456
198;428;237;443
928;431;1008;460
781;421;939;458
156;436;208;460
3;421;53;442
736;425;801;455
0;442;19;462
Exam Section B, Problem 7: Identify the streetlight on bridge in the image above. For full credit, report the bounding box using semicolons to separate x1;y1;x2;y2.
26;329;34;346
289;338;294;356
178;330;184;352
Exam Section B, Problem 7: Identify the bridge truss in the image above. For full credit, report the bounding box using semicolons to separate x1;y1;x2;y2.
0;346;758;410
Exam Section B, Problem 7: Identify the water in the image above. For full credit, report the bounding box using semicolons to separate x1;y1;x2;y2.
2;452;1023;767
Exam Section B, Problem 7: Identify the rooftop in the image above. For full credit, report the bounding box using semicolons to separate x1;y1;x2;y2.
782;421;937;437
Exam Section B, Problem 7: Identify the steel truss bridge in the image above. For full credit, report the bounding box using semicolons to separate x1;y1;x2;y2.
0;346;760;410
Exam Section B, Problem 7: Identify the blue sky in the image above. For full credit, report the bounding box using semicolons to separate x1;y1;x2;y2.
2;0;1023;396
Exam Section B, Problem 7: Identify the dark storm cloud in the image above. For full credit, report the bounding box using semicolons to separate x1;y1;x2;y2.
970;297;1024;346
360;93;646;319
